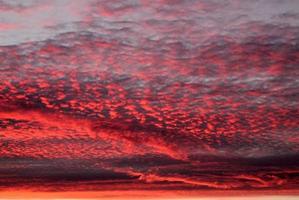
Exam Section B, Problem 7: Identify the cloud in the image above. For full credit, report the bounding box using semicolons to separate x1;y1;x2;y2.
0;0;298;196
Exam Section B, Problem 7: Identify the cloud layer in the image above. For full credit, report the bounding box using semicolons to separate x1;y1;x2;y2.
0;0;298;195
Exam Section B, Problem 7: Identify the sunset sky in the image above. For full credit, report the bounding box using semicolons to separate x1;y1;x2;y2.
0;0;298;199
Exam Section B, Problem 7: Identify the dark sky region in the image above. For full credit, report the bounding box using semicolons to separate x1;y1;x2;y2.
0;0;299;199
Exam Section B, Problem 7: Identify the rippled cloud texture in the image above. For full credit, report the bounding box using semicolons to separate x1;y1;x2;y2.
0;0;299;199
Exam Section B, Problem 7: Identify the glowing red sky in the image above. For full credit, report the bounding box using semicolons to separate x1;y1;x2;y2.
0;0;299;199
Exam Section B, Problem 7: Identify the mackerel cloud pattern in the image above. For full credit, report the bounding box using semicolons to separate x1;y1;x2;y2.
0;0;299;195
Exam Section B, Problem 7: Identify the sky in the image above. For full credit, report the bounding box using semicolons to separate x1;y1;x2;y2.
0;0;299;199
